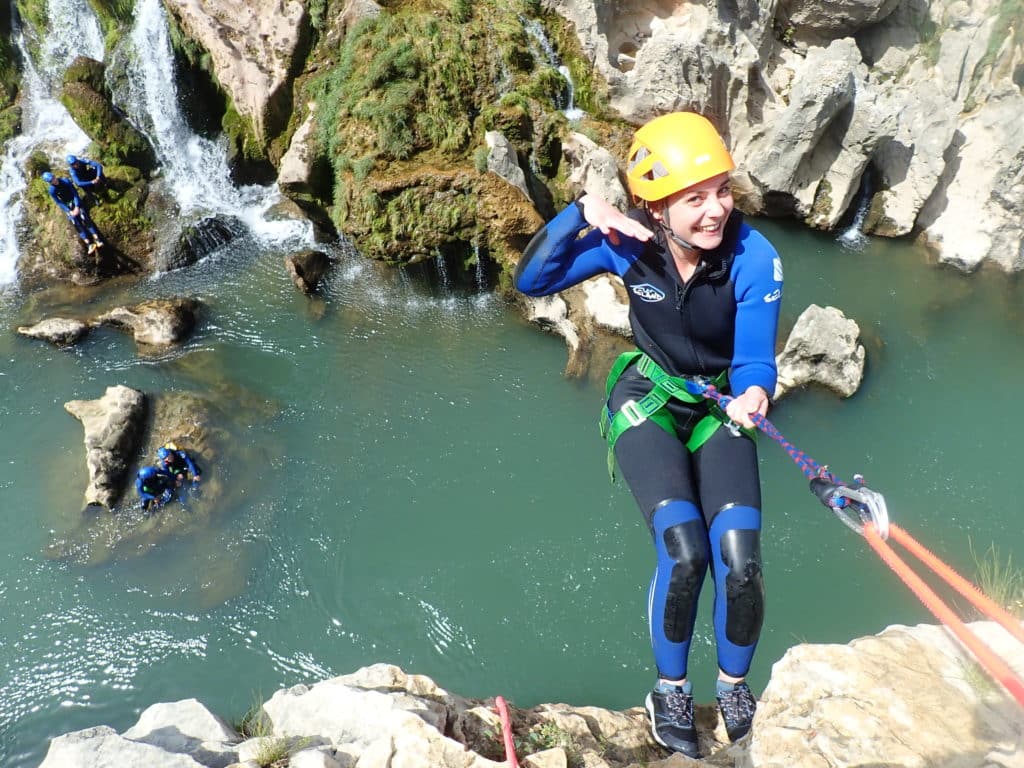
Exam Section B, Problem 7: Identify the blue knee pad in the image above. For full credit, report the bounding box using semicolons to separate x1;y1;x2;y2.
708;505;765;678
648;499;709;680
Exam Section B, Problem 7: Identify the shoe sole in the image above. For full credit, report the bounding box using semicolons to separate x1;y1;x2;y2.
644;692;700;759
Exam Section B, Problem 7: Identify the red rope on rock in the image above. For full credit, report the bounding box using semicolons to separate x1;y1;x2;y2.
495;695;519;768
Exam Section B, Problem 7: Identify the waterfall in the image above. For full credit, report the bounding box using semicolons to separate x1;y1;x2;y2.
122;0;310;246
0;3;103;287
522;18;585;121
434;250;451;293
837;173;873;251
472;243;487;292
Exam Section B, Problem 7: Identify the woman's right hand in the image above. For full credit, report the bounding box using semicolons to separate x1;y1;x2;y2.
578;194;654;245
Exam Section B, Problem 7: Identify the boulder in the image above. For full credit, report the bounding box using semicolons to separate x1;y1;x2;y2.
160;215;245;272
284;249;332;294
562;132;629;212
16;317;90;346
64;385;146;510
95;298;200;348
774;304;865;400
778;0;902;43
122;698;240;768
485;130;532;203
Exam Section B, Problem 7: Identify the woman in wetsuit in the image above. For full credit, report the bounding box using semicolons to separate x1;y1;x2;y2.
514;112;783;757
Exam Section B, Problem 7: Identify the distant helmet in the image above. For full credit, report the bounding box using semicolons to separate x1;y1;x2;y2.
157;446;172;461
66;154;78;164
163;442;178;451
41;171;54;183
138;466;159;480
625;112;735;203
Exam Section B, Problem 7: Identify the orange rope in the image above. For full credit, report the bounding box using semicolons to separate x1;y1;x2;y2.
888;524;1024;645
863;524;1024;708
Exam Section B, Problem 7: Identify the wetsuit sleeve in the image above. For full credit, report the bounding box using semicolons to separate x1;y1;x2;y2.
180;451;200;477
513;203;637;296
69;167;82;186
729;227;783;396
136;477;155;501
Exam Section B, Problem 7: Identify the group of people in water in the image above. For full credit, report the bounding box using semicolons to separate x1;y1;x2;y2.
41;154;105;253
135;443;202;512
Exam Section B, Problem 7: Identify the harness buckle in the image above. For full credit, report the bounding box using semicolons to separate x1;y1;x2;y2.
620;399;646;427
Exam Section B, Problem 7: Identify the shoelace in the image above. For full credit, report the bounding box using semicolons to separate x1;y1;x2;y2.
661;688;694;726
717;685;755;724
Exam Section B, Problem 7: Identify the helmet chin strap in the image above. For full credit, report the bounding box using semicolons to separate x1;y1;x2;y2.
655;204;699;254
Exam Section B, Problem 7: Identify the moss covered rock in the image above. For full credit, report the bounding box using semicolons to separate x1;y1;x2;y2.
60;56;156;171
302;0;604;276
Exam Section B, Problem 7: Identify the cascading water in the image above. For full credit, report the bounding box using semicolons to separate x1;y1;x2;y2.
0;1;105;286
522;18;585;121
837;173;874;250
122;0;310;246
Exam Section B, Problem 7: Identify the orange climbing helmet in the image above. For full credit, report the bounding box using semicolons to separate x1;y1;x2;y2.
625;112;735;203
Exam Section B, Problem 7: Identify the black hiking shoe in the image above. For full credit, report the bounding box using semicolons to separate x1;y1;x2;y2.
645;682;699;758
716;681;757;742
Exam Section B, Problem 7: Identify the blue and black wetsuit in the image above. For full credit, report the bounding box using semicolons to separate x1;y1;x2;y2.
515;203;783;681
136;466;176;511
163;449;200;483
69;158;103;190
47;177;100;243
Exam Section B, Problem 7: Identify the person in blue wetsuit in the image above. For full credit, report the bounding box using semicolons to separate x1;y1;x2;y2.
41;171;104;253
136;465;176;512
156;443;201;487
514;112;783;757
67;154;104;192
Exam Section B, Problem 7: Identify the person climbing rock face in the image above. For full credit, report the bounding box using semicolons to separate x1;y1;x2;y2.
514;111;783;757
42;170;104;253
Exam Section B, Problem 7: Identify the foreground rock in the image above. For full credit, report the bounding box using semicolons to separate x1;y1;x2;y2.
40;622;1024;767
774;304;865;400
64;385;146;510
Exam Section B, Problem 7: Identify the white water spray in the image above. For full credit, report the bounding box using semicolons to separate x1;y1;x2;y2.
837;175;873;251
0;3;103;287
124;0;310;246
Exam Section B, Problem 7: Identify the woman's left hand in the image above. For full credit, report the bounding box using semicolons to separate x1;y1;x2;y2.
725;386;770;430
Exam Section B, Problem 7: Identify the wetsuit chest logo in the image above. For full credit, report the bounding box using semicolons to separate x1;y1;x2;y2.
630;283;666;303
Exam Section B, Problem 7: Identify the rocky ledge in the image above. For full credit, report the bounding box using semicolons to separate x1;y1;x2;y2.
39;621;1024;768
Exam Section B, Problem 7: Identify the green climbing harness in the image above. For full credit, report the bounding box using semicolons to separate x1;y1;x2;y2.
598;350;753;480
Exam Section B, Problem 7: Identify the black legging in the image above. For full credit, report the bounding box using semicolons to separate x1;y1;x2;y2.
610;365;766;679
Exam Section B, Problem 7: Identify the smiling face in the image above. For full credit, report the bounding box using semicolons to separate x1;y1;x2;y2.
651;172;734;252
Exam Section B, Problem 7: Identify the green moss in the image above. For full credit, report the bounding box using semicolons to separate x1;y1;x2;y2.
222;104;268;164
542;10;608;115
0;105;20;146
60;80;154;169
85;0;134;50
